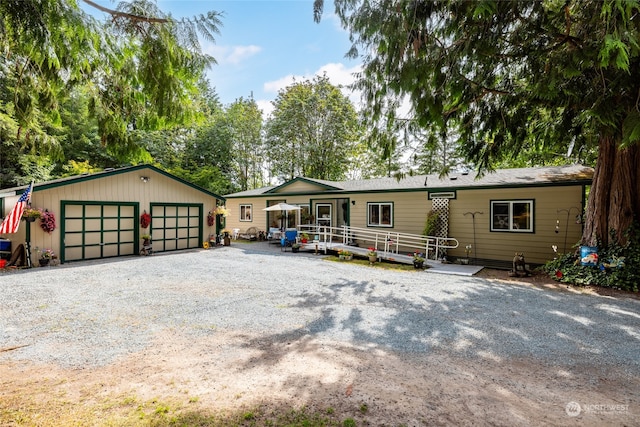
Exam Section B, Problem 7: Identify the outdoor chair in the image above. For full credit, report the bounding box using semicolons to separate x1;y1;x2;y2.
280;229;298;252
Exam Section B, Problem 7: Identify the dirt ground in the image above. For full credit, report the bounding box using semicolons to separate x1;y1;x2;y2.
1;269;638;426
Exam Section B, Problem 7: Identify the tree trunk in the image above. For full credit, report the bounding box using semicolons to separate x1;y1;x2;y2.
582;136;639;247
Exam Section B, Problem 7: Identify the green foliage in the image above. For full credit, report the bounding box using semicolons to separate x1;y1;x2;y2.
542;226;640;292
317;0;640;171
0;0;222;171
226;97;264;191
422;210;440;237
266;74;362;182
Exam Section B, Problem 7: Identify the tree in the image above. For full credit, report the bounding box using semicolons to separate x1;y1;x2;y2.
315;0;640;247
0;0;221;164
226;97;264;191
265;74;361;181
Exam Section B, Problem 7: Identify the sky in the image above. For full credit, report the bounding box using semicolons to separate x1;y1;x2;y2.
150;0;363;117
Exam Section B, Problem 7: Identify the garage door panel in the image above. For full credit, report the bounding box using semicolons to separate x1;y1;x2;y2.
66;219;83;232
120;218;134;229
102;244;120;257
66;247;83;260
84;246;102;259
85;205;101;216
103;218;121;229
85;232;102;245
85;218;101;230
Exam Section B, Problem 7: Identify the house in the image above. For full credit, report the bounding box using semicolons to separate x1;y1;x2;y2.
0;165;225;264
223;165;593;267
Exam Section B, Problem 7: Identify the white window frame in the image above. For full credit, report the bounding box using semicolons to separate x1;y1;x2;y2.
490;200;534;232
239;204;252;222
367;202;394;227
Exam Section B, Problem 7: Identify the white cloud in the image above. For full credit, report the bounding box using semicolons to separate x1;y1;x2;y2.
206;44;262;65
262;62;363;107
255;99;274;119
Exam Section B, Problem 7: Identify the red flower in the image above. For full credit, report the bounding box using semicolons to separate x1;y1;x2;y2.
555;270;563;278
140;211;151;228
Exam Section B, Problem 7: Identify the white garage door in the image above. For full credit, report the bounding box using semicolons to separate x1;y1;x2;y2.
62;202;138;262
150;203;202;252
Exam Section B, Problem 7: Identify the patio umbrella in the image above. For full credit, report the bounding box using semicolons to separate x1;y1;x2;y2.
263;203;301;229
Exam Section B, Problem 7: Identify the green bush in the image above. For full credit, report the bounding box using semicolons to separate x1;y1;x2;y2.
542;226;640;292
423;210;440;236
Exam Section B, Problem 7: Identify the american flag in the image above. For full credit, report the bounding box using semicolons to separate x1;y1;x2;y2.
0;183;33;234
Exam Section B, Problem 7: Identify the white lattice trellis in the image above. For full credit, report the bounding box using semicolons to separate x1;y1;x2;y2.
431;198;449;259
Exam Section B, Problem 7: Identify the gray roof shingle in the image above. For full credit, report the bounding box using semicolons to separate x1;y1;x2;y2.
224;164;593;197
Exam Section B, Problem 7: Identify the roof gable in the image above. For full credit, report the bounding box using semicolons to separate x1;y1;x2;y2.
1;165;225;200
265;177;342;194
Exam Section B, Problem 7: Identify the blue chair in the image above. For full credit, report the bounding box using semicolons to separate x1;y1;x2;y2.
281;229;298;251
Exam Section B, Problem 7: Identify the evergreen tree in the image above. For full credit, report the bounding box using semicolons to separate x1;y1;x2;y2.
315;0;640;247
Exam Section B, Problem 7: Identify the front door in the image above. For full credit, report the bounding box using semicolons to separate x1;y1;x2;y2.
316;204;332;230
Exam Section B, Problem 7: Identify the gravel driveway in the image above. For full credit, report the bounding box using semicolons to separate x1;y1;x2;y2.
1;244;639;424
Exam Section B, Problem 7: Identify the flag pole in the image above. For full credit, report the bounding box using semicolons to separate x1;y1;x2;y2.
25;181;34;268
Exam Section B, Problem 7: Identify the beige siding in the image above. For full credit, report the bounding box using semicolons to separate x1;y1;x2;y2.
226;184;584;265
225;196;314;233
348;192;431;235
448;186;584;264
273;181;329;194
0;169;220;263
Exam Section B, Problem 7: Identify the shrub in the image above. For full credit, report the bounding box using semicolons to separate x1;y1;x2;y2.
542;226;640;292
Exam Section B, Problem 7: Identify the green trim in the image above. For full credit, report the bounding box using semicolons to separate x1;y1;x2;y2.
150;203;203;252
489;199;535;233
264;177;342;194
27;164;225;201
366;201;394;228
60;200;139;263
428;190;457;200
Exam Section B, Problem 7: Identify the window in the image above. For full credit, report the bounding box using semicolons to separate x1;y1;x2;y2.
240;204;252;221
491;200;533;232
368;202;393;227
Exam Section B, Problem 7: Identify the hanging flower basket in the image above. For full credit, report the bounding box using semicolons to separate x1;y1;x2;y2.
140;211;151;229
213;205;230;217
39;210;56;233
207;211;215;227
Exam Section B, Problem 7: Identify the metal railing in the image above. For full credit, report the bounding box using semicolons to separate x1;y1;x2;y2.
298;224;458;260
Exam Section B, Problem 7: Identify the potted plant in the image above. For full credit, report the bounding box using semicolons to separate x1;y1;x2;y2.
38;248;55;266
292;242;301;253
338;248;353;261
367;247;378;263
461;244;472;264
141;234;151;245
300;232;309;243
410;251;425;269
221;229;231;246
23;207;42;222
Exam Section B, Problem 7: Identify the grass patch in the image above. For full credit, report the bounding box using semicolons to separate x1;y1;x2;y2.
0;391;365;426
326;255;421;272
